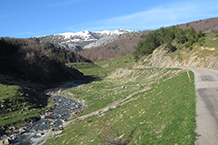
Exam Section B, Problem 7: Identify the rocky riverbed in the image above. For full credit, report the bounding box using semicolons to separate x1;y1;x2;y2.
0;83;84;145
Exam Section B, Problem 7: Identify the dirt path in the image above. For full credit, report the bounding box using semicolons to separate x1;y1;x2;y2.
189;68;218;145
63;86;151;127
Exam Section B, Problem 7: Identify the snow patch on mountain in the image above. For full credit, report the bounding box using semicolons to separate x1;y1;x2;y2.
36;29;133;51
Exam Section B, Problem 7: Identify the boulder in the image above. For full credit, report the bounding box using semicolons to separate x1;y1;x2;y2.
3;138;10;144
1;105;7;109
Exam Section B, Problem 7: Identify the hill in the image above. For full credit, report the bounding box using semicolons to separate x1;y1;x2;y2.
177;17;218;33
0;37;89;136
133;28;218;70
77;30;151;62
77;17;218;63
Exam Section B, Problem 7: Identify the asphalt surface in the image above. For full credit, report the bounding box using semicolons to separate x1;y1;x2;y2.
189;68;218;145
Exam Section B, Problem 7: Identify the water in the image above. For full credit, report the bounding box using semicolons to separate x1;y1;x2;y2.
6;81;83;145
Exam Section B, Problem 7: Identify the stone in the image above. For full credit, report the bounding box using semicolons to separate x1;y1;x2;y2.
9;126;15;130
98;113;106;117
9;134;16;140
3;138;10;144
19;128;26;134
36;133;42;137
40;115;45;120
1;105;7;108
59;126;64;130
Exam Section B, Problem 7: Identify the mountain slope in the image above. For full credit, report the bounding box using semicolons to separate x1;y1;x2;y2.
36;29;133;51
133;32;218;70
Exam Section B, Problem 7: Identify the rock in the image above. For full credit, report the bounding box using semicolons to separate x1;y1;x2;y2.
36;133;42;137
3;138;10;144
9;134;16;140
59;126;64;130
1;105;7;108
40;115;45;120
98;113;106;117
36;132;45;137
19;128;26;134
13;130;19;134
9;126;15;130
58;89;63;93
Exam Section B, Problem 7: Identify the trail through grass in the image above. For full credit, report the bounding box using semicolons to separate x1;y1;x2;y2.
45;55;196;144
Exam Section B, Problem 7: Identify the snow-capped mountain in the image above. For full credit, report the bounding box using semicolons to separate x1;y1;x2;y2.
36;29;133;51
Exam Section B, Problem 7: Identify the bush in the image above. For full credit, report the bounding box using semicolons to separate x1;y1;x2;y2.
165;42;177;52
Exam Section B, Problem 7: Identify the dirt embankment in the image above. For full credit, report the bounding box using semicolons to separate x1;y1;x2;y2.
133;46;218;70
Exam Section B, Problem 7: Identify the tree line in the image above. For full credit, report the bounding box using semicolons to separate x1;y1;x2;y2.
133;26;205;60
0;37;89;83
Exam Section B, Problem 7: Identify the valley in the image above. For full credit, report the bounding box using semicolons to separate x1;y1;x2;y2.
1;17;218;144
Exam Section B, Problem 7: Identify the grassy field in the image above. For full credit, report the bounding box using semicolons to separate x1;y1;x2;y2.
45;55;196;144
66;54;135;79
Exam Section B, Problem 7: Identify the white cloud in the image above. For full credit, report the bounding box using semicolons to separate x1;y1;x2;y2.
76;0;218;31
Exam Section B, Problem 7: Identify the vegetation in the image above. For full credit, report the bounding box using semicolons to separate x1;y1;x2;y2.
133;26;205;60
0;37;87;136
45;55;196;145
78;31;150;62
3;17;218;142
0;84;54;135
0;37;88;83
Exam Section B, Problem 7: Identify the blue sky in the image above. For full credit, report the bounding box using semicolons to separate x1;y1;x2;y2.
1;0;218;38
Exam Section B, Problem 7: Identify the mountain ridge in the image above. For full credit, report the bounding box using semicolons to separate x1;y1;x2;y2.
36;29;133;51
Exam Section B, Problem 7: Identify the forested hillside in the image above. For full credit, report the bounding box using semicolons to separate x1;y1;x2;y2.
133;26;205;60
0;38;89;82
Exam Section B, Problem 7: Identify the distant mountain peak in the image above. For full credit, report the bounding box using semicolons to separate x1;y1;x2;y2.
36;29;134;51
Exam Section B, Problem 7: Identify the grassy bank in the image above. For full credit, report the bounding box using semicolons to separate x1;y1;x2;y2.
0;65;85;136
45;55;196;144
0;83;54;135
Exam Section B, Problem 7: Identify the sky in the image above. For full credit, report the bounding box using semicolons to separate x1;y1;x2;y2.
1;0;218;38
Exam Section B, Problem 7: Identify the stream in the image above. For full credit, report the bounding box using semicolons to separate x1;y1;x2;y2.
1;81;83;145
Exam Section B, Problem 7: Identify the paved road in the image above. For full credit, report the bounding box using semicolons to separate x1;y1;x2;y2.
189;68;218;145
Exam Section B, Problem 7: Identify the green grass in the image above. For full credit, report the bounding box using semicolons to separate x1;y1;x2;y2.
44;56;196;145
66;62;100;70
0;84;55;134
70;54;135;78
203;33;218;48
